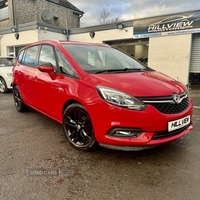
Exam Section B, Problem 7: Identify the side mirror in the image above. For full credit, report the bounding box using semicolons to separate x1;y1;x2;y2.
38;63;56;80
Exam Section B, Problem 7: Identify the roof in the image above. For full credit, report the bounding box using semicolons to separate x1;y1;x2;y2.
21;40;110;49
48;0;84;15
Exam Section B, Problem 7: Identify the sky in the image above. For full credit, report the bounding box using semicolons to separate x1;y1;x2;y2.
71;0;200;27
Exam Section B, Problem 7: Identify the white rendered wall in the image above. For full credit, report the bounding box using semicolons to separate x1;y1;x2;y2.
148;34;192;85
69;27;133;43
38;30;66;41
0;30;38;56
0;30;66;56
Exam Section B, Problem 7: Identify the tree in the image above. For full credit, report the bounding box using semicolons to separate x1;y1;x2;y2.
98;8;121;24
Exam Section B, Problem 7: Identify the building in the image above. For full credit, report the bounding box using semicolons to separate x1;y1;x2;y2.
0;1;200;85
0;0;83;56
69;10;200;86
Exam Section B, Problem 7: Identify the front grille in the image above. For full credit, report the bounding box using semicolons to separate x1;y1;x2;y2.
149;97;189;114
138;92;190;114
152;125;190;140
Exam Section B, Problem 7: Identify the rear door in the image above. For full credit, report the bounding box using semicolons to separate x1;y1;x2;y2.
16;45;40;106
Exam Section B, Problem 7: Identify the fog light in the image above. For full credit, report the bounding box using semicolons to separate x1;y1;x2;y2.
107;128;142;138
105;128;142;138
116;131;132;135
114;130;141;137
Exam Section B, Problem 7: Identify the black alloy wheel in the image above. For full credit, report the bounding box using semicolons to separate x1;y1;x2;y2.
0;77;8;93
63;103;97;151
13;86;29;112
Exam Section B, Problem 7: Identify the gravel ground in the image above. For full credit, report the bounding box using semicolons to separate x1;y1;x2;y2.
0;91;200;200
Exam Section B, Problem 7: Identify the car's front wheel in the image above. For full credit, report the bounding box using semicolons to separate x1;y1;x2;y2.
13;86;29;112
63;103;97;151
0;77;8;93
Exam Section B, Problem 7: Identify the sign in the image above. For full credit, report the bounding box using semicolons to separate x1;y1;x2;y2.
133;11;200;38
168;115;190;132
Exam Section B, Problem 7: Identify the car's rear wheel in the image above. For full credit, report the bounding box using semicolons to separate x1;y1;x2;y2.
13;86;29;112
0;77;8;93
63;103;97;151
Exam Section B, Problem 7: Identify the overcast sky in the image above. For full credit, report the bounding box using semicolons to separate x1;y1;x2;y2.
71;0;200;27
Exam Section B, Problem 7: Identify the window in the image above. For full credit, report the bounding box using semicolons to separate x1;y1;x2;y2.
8;45;26;57
88;51;95;66
39;45;56;69
55;48;77;77
24;46;39;67
0;57;14;67
53;16;59;26
63;44;146;73
17;50;25;64
0;0;8;21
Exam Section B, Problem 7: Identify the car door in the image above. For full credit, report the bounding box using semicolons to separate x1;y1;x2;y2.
33;45;58;115
34;45;78;122
16;46;39;106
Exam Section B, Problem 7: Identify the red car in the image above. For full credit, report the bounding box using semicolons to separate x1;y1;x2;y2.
12;40;193;151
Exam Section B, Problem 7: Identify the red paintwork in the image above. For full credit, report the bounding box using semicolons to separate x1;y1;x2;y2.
12;40;193;147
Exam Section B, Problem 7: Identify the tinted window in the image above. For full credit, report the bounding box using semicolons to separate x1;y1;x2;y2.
39;45;56;69
24;46;39;67
55;48;77;77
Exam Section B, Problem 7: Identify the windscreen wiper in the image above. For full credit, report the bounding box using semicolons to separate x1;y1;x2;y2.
95;68;146;74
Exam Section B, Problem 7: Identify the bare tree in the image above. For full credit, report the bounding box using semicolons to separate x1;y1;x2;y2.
108;16;121;23
98;8;121;24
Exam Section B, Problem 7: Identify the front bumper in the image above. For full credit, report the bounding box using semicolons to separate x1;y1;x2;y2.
89;98;193;147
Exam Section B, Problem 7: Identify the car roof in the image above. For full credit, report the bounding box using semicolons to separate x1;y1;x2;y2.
22;40;110;50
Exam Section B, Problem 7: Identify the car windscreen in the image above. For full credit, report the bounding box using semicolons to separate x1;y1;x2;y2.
62;44;150;74
0;57;15;67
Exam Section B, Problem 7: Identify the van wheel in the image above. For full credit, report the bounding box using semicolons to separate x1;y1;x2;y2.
13;86;29;112
0;77;8;93
62;103;97;151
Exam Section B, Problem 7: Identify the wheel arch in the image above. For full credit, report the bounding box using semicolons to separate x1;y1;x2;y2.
62;99;97;151
62;99;84;116
12;82;17;88
0;75;8;93
0;75;5;81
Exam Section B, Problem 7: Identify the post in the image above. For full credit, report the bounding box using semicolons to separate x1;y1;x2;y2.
66;19;69;41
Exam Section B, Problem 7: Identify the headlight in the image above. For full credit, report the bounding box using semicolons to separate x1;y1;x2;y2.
96;86;146;110
177;81;190;96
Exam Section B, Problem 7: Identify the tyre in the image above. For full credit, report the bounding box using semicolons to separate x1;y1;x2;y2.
13;86;29;112
0;77;8;93
63;103;97;151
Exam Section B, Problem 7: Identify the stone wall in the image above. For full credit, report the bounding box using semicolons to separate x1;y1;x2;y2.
0;0;80;29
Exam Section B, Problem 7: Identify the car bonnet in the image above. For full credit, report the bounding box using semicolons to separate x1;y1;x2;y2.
84;71;186;97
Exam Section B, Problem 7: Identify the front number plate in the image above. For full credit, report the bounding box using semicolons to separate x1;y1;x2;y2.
168;115;190;132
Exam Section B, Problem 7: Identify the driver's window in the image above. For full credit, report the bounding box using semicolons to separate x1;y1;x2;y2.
39;45;56;70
